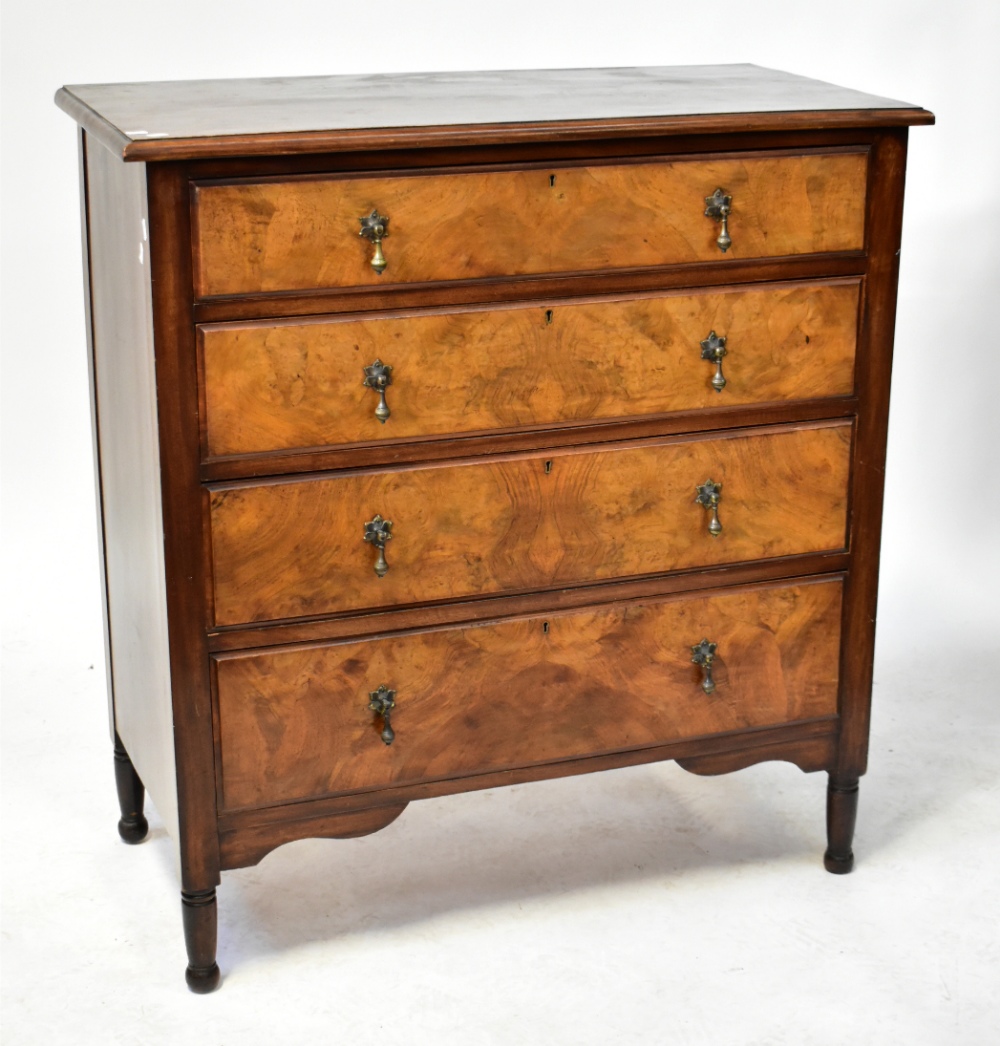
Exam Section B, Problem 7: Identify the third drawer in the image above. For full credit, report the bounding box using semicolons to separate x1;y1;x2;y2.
209;420;852;626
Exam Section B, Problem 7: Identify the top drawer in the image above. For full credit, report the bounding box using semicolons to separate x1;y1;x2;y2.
191;150;868;298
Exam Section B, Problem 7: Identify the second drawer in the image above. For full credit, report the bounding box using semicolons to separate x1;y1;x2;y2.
209;420;851;626
199;279;859;458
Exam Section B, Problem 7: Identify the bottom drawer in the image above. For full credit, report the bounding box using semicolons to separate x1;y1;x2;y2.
215;578;843;811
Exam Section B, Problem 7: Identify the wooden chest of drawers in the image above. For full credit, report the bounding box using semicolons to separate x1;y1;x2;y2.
56;65;932;992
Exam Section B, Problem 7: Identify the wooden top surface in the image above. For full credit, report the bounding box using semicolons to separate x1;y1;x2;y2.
56;64;933;162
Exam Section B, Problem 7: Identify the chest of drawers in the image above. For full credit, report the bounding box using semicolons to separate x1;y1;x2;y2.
56;65;932;991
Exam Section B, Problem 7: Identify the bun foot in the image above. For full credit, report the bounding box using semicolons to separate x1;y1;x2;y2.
824;773;859;875
182;888;220;993
117;813;149;844
113;733;148;844
185;961;221;994
823;849;855;874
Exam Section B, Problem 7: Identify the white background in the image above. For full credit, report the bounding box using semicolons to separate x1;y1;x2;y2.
2;1;999;1043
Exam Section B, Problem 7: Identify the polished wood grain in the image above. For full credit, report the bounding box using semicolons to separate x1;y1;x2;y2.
58;66;930;990
220;720;838;822
82;134;181;854
218;803;408;869
191;151;868;297
77;130;116;743
55;65;932;163
202;396;858;485
207;553;851;652
676;733;836;776
837;129;910;784
192;250;869;330
209;421;851;626
215;579;843;810
145;162;223;897
217;717;838;868
200;279;859;457
180;129;882;330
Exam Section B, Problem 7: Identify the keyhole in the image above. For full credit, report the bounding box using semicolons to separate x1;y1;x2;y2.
545;309;554;324
549;174;556;187
543;621;550;634
544;460;553;474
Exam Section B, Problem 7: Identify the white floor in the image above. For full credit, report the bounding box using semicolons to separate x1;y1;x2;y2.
2;577;998;1045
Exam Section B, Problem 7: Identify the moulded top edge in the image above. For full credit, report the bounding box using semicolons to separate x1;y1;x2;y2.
55;65;934;162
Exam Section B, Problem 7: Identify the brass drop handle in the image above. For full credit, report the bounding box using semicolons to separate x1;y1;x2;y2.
359;209;389;274
363;359;393;423
690;639;718;695
700;331;728;392
694;479;723;537
704;188;732;253
363;514;393;577
368;685;396;745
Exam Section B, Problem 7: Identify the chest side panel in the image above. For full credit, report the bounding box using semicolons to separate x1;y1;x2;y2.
83;134;180;855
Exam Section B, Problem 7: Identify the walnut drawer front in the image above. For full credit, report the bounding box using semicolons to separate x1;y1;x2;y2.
209;420;851;626
214;578;843;810
200;280;859;458
191;151;867;297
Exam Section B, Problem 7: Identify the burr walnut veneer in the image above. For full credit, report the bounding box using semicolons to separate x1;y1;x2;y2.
56;65;932;991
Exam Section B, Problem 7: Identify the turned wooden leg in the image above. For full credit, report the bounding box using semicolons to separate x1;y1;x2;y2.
113;733;149;844
182;888;221;993
824;774;859;874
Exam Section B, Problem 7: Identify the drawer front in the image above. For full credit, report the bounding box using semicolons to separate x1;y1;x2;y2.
192;151;867;297
215;579;843;810
210;421;851;625
200;280;859;457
